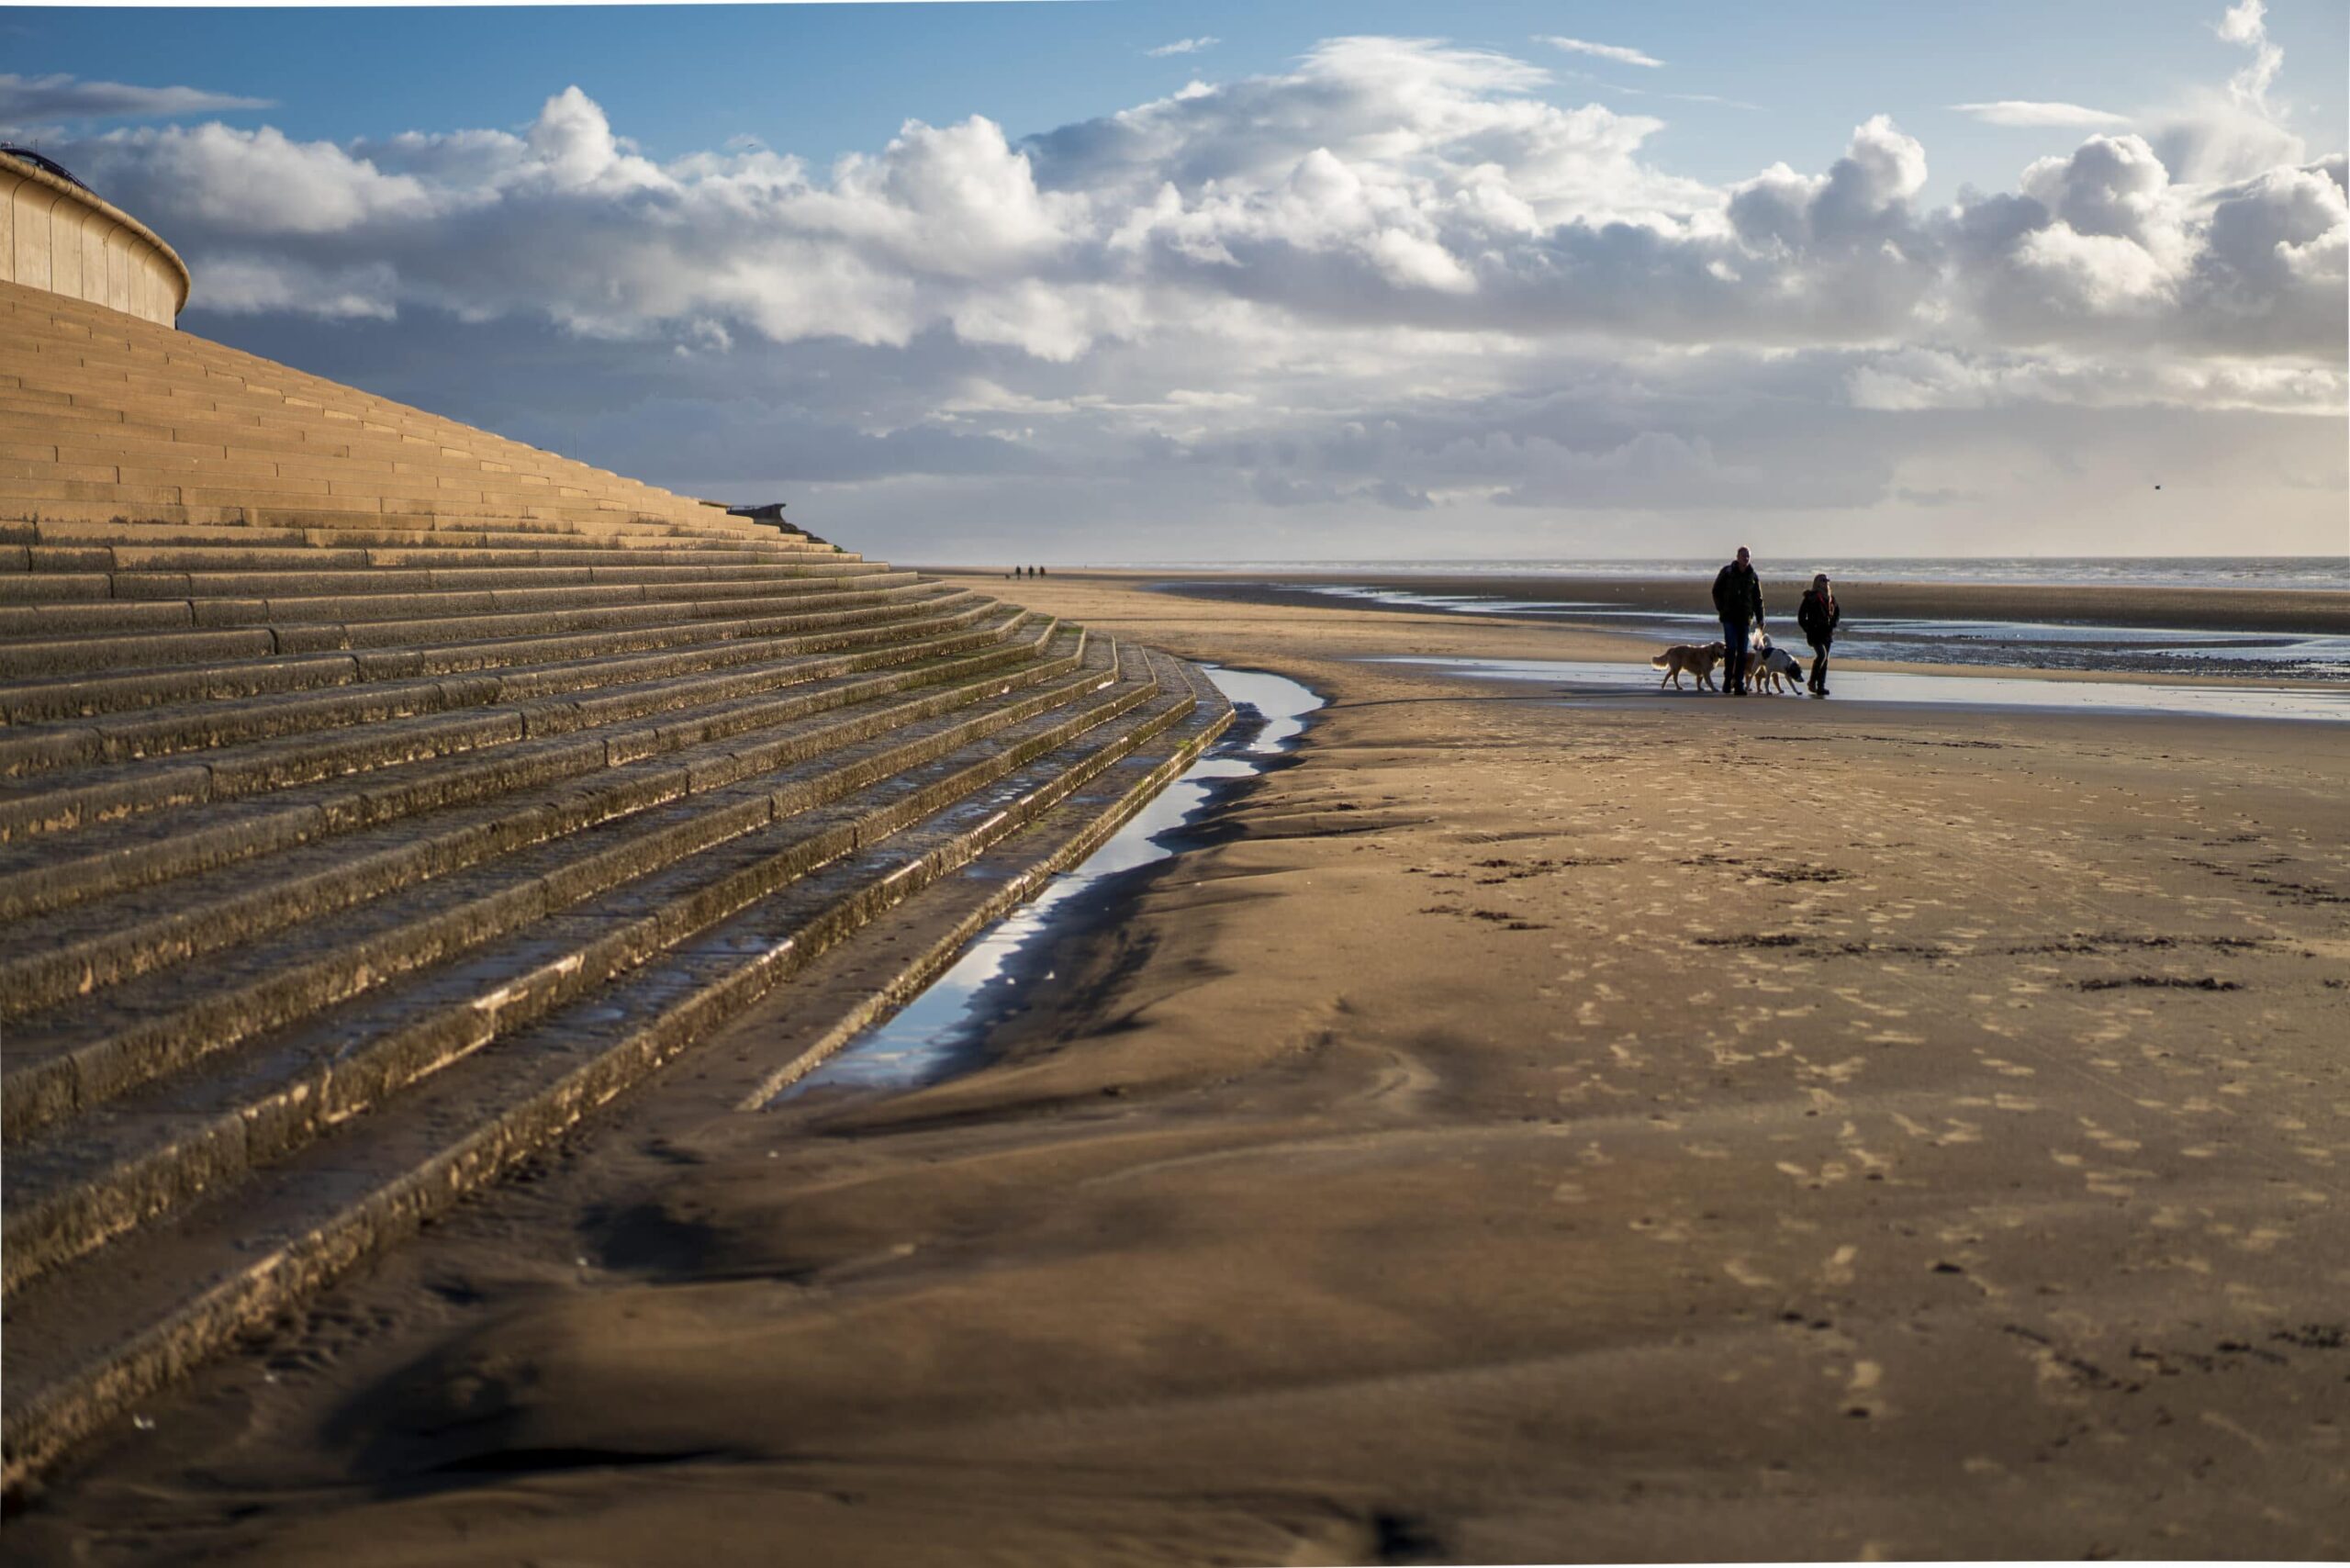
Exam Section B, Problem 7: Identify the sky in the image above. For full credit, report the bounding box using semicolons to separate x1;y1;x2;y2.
3;1;2344;564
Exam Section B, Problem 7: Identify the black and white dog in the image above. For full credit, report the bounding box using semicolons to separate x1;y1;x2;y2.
1749;634;1807;695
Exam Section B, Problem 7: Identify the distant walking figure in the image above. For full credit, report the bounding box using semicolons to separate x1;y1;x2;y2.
1711;546;1765;696
1797;573;1840;696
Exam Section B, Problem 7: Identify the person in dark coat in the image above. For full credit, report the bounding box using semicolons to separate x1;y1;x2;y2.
1710;546;1765;695
1796;573;1840;695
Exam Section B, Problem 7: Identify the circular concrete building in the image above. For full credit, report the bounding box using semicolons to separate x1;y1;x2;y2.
0;147;190;328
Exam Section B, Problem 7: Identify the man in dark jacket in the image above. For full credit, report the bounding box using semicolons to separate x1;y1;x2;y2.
1710;546;1765;695
1796;572;1841;695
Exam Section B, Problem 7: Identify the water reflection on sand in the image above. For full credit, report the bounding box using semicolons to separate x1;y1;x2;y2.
1288;584;2350;682
779;666;1324;1101
1375;655;2350;724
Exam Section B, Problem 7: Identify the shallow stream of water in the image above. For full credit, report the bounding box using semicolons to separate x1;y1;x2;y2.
778;666;1324;1101
1376;655;2350;724
1288;584;2350;682
1132;557;2350;589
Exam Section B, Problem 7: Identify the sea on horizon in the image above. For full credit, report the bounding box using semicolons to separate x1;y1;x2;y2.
1109;557;2350;591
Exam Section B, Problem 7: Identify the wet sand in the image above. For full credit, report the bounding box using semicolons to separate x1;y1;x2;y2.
1109;569;2350;636
12;574;2349;1564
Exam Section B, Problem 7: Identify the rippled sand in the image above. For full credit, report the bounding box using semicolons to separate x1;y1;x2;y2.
17;573;2347;1565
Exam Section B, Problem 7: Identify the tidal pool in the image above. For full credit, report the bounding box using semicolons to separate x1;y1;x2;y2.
1373;655;2350;725
1276;583;2350;683
778;666;1324;1101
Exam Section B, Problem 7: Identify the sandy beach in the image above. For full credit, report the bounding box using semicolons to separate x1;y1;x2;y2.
12;573;2348;1564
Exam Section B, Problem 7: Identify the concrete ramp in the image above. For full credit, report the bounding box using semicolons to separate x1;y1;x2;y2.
0;277;1229;1485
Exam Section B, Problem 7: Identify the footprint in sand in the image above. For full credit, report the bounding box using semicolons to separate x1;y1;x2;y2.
1836;1127;1893;1173
1844;1359;1886;1418
2078;1118;2143;1153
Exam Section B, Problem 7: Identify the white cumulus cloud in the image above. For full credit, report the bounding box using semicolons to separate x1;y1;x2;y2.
50;37;2334;369
2217;0;2283;111
29;21;2341;559
1147;37;1219;58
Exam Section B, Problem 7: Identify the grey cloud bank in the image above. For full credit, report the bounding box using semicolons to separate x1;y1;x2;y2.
19;22;2344;562
0;72;270;122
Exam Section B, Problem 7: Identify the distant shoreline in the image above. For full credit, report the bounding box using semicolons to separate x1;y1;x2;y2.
958;568;2350;636
927;557;2350;591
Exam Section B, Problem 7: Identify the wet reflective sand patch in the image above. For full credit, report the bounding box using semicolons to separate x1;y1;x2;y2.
1196;581;2350;682
782;666;1326;1099
1372;655;2350;725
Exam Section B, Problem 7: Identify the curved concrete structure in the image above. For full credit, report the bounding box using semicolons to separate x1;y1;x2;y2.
0;151;191;328
0;278;1227;1486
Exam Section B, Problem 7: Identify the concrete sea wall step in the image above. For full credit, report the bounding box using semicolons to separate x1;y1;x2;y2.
1;286;743;530
0;532;845;573
0;496;786;547
0;505;793;558
0;369;577;447
0;385;581;456
0;567;918;682
4;419;657;491
0;517;848;563
0;625;1091;1137
0;568;906;645
9;465;712;543
0;616;1066;1014
0;580;954;726
0;423;718;504
0;588;967;774
0;587;964;734
0;632;1131;1281
0;604;1035;924
0;457;772;519
0;555;882;608
0;471;753;530
0;425;720;526
0;580;954;785
0;491;800;549
3;641;1228;1488
0;575;895;642
0;541;851;586
30;668;1057;1011
1;517;829;562
0;363;653;482
0;587;984;819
